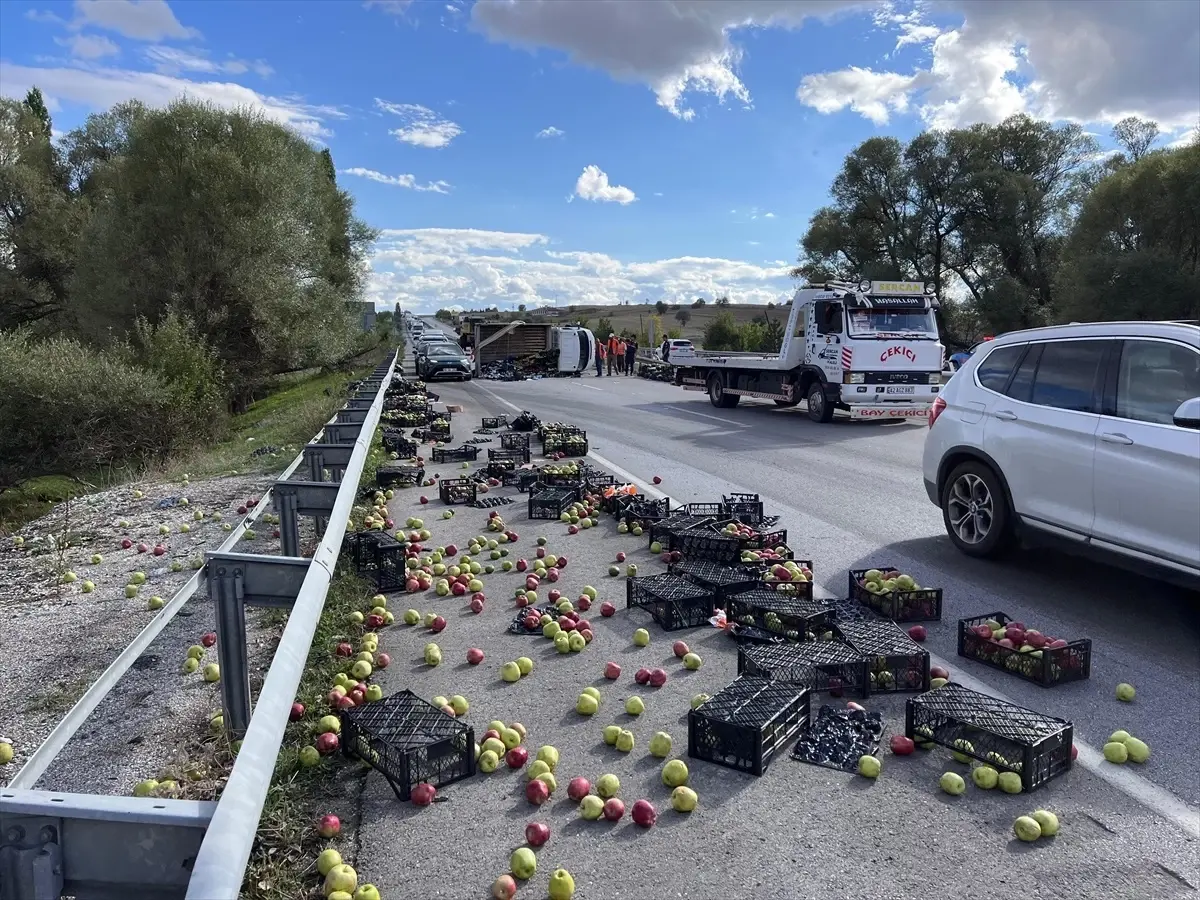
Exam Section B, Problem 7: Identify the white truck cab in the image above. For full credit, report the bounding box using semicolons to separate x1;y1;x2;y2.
670;280;945;422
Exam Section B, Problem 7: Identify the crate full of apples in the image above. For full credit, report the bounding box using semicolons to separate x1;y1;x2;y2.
958;612;1091;687
849;565;943;623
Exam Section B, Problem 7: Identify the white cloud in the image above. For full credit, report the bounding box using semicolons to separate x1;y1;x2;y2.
763;212;775;218
471;0;1198;130
573;165;637;204
143;46;273;78
364;227;792;311
800;1;1200;130
339;167;451;193
363;0;414;14
56;33;121;60
72;0;200;41
536;125;564;139
0;62;342;139
375;99;463;148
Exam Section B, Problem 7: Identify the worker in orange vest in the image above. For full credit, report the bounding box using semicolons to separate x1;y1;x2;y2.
607;334;619;375
616;338;628;375
595;338;606;376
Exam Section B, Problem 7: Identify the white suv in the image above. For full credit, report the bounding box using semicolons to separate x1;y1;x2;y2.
922;321;1200;579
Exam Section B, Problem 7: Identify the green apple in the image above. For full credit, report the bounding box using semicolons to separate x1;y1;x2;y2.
857;755;881;778
450;695;469;716
661;759;689;787
81;580;95;593
318;714;341;734
478;750;500;773
403;608;420;625
615;730;635;752
1115;682;1136;702
951;739;974;764
543;621;561;639
299;745;321;767
998;771;1023;793
554;633;571;654
324;864;357;897
1103;741;1129;764
971;765;999;789
482;737;506;758
351;660;372;680
509;847;537;882
517;656;534;676
576;693;599;716
547;868;576;900
632;628;650;647
124;584;139;598
690;693;710;710
568;631;586;652
596;773;620;798
649;731;672;757
582;585;597;599
90;554;103;564
536;772;557;793
133;779;159;797
424;644;443;667
501;661;522;682
182;657;199;674
317;848;343;877
202;663;220;682
536;745;560;770
581;687;600;701
147;596;164;610
1013;815;1042;842
939;771;966;795
1124;736;1150;763
526;760;551;782
608;565;620;577
1031;809;1059;836
682;652;702;670
602;725;621;746
579;795;605;820
671;785;698;812
366;684;384;702
353;884;382;900
501;728;522;750
624;696;645;716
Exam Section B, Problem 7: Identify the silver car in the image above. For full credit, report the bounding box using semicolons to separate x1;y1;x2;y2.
922;320;1200;580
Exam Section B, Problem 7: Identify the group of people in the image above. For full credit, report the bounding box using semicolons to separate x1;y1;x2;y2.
594;334;638;376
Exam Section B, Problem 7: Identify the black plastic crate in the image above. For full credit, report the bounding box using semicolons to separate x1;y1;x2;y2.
513;470;540;492
340;690;475;800
723;492;765;525
688;676;811;776
438;477;477;505
669;522;789;566
481;415;508;429
737;640;868;697
500;431;530;450
376;463;424;489
583;472;618;493
543;431;589;457
537;422;581;440
958;612;1092;687
382;409;430;428
528;487;578;520
414;428;453;444
537;465;588;488
848;566;943;623
830;598;884;623
736;559;816;603
382;430;418;458
431;444;480;464
345;531;407;592
486;459;518;479
428;419;452;439
488;446;530;465
626;573;718;631
622;497;671;528
648;513;716;548
905;683;1073;793
682;502;726;518
727;589;834;639
728;623;787;645
669;559;762;600
835;619;930;695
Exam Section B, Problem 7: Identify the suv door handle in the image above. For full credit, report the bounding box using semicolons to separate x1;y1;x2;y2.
1101;432;1134;445
993;410;1018;421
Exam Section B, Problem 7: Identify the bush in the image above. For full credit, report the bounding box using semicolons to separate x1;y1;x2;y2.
127;310;226;438
0;330;190;488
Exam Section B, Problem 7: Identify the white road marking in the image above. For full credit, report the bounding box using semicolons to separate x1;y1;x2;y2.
580;384;603;391
476;381;1200;839
661;405;752;428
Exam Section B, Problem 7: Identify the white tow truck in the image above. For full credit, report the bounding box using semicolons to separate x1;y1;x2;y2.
668;280;946;423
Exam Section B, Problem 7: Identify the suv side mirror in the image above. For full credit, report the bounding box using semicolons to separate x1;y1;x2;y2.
1173;397;1200;429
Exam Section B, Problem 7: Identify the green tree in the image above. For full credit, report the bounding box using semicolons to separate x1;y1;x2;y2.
595;316;614;341
715;296;730;307
1057;142;1200;322
691;297;706;307
1111;116;1160;163
655;300;668;315
702;310;741;350
674;309;691;328
22;88;51;138
71;100;368;400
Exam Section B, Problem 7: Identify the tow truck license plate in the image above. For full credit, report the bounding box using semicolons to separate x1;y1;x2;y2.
886;386;916;394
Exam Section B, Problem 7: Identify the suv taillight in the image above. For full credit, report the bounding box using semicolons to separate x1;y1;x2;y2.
928;396;946;429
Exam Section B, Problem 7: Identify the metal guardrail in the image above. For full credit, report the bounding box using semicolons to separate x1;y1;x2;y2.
0;350;398;900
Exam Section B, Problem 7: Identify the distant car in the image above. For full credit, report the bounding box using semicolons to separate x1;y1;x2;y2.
923;320;1200;580
948;337;995;371
655;339;695;361
418;345;472;381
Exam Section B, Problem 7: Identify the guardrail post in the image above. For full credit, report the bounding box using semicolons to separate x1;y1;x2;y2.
209;562;252;736
323;423;358;445
336;408;369;425
274;488;301;558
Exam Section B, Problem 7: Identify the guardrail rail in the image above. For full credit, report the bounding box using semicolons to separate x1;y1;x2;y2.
0;348;400;900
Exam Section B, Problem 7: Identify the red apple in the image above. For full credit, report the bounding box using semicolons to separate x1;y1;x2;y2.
237;505;248;515
890;735;915;755
418;577;431;590
568;525;579;535
930;665;950;680
524;822;551;847
567;776;591;802
467;647;485;665
672;640;690;658
523;615;540;630
604;661;622;680
328;690;343;706
349;690;365;706
506;746;529;769
451;582;466;596
972;624;993;639
366;614;384;628
603;798;625;821
411;783;436;806
336;642;354;657
577;596;592;611
525;778;550;805
419;496;429;504
1026;632;1048;649
315;733;339;755
445;544;458;556
405;577;420;592
492;876;517;900
431;615;447;632
827;677;844;698
1070;744;1079;760
558;616;576;632
847;701;866;712
652;476;662;484
548;589;562;603
201;632;217;648
136;542;149;553
484;729;501;742
600;601;616;617
317;814;340;838
336;695;356;710
440;704;456;717
536;547;546;559
375;653;390;669
1048;639;1068;650
546;568;559;583
506;531;519;542
554;556;567;568
469;596;485;613
634;668;651;685
121;538;133;549
648;668;667;687
516;559;528;572
579;628;594;644
907;625;927;642
290;702;305;721
525;576;540;591
154;544;166;557
616;552;627;563
998;637;1015;649
631;799;657;828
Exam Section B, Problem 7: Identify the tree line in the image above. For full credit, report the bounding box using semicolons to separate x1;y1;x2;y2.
0;89;381;488
795;114;1199;343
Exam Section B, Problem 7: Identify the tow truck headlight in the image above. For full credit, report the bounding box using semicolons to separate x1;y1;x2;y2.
858;280;872;293
843;372;865;385
927;372;941;384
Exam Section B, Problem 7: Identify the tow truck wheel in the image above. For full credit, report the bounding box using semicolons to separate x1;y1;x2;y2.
708;374;739;409
806;383;834;423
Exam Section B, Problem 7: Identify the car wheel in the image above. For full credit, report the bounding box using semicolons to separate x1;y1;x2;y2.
940;461;1014;558
806;383;834;423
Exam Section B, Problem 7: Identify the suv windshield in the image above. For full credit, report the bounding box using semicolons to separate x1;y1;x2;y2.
848;308;938;339
426;346;464;357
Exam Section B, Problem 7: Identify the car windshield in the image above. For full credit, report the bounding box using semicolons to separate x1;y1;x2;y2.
847;308;938;339
426;346;464;357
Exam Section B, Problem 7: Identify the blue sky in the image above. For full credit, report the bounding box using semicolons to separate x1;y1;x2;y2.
2;0;1197;312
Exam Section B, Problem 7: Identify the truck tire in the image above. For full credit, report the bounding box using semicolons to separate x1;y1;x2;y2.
806;382;834;423
708;374;739;409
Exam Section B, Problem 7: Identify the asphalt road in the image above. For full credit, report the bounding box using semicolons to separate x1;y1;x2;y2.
352;326;1200;900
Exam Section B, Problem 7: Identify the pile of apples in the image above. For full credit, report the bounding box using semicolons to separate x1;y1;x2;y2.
474;721;534;777
559;498;601;534
315;845;382;899
857;568;921;594
760;560;813;584
358;491;395;533
962;617;1079;679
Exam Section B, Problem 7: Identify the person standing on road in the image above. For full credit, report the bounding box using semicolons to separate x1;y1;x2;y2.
616;338;627;375
595;338;605;377
661;337;670;363
626;338;637;375
607;334;619;375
